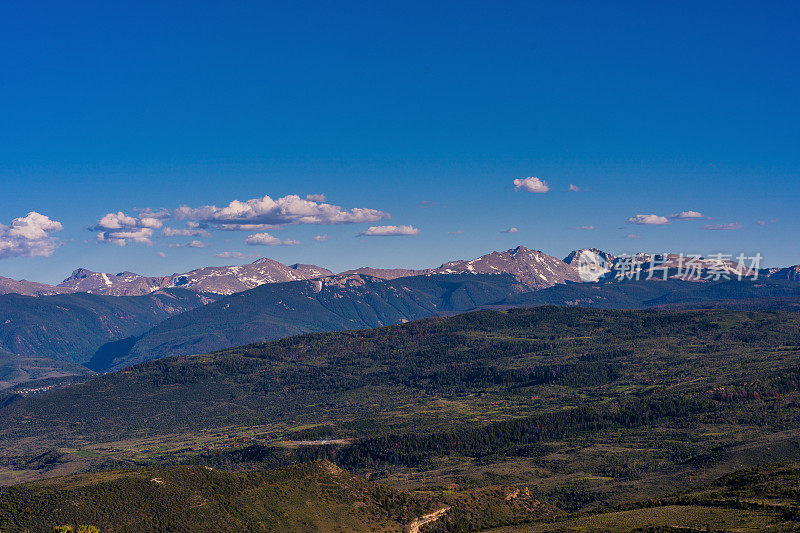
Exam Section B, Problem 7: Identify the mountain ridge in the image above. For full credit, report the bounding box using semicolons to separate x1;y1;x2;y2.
2;245;798;297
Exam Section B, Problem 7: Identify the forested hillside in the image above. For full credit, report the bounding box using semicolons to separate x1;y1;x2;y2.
0;289;217;364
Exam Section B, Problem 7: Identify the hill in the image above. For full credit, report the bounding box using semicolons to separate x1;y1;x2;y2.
0;289;217;365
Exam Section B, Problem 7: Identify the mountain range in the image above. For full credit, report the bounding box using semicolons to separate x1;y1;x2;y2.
3;245;792;298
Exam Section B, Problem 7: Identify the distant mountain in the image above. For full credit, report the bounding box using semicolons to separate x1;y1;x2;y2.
768;265;800;281
0;277;72;296
3;246;798;298
429;246;582;289
98;273;528;370
56;258;333;296
337;267;426;279
0;289;218;364
337;246;583;288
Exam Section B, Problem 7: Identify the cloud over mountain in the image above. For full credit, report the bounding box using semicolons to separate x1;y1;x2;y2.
174;194;388;228
0;212;63;259
245;232;301;246
357;225;420;237
94;194;389;247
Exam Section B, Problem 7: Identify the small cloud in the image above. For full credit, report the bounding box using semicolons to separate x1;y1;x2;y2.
669;210;704;220
702;222;743;231
188;240;209;248
513;177;550;193
567;184;580;192
305;193;327;202
447;230;463;235
245;232;301;246
215;251;256;259
757;220;766;226
625;234;643;239
420;200;440;208
500;227;519;234
313;234;330;242
357;225;420;237
626;214;670;225
158;251;167;258
570;225;595;230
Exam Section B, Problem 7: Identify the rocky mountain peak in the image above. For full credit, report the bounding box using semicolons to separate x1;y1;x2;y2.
63;268;95;282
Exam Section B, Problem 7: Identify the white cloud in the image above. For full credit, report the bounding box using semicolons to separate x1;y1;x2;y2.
305;193;327;202
500;227;519;234
187;240;209;248
0;212;64;259
245;232;301;246
702;222;743;231
357;225;420;237
92;211;164;245
625;234;643;239
513;177;550;193
313;234;329;242
571;225;595;230
96;228;154;246
158;251;167;258
626;214;670;225
567;184;580;192
447;230;463;235
174;194;388;228
669;210;704;220
162;226;212;237
215;251;256;259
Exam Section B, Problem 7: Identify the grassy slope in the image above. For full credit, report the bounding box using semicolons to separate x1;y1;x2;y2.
0;461;437;532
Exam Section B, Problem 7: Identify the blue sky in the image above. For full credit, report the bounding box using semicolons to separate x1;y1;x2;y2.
1;1;798;283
